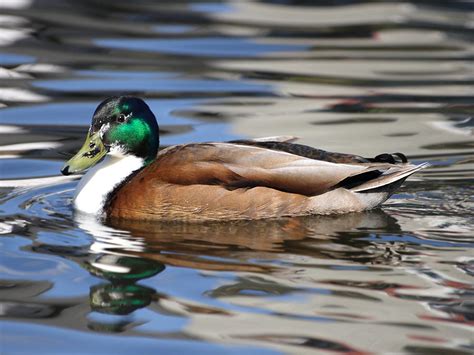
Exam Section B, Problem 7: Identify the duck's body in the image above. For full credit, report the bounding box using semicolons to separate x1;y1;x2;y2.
62;96;427;221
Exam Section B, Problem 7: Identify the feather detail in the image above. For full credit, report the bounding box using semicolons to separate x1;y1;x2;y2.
350;162;429;192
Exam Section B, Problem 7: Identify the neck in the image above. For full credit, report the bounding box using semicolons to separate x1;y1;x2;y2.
73;153;144;215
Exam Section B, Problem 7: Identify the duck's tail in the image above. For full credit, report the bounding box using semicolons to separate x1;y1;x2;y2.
350;162;429;193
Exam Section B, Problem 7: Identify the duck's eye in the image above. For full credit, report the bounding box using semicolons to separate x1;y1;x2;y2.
117;113;127;122
89;142;96;149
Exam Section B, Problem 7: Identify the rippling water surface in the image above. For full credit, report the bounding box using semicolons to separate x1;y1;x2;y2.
1;1;473;354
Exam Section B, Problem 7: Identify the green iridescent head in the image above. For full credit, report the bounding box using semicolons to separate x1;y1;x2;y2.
61;96;159;175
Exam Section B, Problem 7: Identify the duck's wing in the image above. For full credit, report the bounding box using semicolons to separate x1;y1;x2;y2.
148;142;404;196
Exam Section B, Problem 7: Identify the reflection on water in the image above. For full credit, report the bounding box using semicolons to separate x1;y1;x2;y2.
0;0;473;354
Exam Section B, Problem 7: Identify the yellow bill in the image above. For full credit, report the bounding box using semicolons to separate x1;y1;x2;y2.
61;132;107;175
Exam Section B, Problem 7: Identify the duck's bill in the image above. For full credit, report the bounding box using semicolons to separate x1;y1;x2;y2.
61;132;106;175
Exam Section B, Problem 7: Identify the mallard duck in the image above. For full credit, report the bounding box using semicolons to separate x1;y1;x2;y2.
61;96;427;221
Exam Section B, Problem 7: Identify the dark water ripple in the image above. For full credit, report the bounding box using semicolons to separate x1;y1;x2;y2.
1;0;473;354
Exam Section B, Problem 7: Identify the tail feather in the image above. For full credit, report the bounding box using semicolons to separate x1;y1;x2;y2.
350;162;429;193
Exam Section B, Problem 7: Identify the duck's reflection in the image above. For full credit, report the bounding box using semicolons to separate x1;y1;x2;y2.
73;210;402;318
77;209;403;270
84;254;164;315
108;209;401;266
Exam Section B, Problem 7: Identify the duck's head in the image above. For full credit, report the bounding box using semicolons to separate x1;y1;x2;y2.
61;96;159;175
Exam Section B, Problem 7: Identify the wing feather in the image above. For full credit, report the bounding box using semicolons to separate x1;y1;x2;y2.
150;143;384;196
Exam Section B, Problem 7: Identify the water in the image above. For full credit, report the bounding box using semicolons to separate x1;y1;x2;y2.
1;0;473;353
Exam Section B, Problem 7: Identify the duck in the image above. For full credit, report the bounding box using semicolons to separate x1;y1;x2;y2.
61;96;428;222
